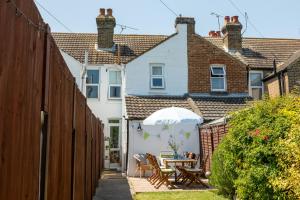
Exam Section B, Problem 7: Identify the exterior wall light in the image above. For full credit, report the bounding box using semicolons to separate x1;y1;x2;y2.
137;122;143;133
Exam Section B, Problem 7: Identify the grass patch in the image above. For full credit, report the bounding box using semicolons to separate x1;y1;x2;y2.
134;191;227;200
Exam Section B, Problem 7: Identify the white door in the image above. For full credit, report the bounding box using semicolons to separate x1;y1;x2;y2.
108;119;121;169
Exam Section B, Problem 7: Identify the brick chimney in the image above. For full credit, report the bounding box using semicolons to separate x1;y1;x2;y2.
96;8;116;49
221;16;243;52
175;16;195;34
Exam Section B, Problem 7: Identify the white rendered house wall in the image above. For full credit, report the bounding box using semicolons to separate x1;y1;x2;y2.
125;24;188;96
84;64;123;169
60;50;83;88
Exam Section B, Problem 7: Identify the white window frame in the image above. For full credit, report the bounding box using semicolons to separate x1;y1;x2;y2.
210;65;227;92
150;64;165;89
86;69;100;99
249;70;264;98
108;69;122;100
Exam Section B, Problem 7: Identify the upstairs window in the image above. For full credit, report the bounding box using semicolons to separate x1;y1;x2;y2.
151;64;165;89
211;65;226;91
86;69;99;98
249;71;263;100
109;70;121;99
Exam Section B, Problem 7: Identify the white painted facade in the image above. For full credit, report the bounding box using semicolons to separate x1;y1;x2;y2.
60;51;83;87
125;24;188;96
61;23;190;172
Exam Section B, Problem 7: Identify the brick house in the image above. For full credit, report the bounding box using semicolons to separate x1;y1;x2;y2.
263;50;300;97
52;9;300;173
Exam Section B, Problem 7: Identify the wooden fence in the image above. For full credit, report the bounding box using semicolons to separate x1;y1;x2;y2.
199;123;228;171
0;0;104;199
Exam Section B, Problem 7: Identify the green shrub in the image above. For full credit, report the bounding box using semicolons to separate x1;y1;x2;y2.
210;95;300;200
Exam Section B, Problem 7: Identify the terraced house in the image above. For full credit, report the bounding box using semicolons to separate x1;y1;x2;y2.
52;8;300;174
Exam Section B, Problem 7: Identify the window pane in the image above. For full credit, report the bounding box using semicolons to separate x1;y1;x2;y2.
110;126;119;148
211;67;225;75
86;70;99;84
110;86;121;98
86;86;98;98
250;73;262;87
252;88;262;100
152;66;163;75
109;71;121;84
212;78;225;90
152;78;163;87
109;119;120;123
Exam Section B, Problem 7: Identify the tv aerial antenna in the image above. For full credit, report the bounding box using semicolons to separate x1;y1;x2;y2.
211;12;223;32
117;24;139;34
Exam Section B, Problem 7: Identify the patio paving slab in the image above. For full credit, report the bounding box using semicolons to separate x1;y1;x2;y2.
128;176;212;193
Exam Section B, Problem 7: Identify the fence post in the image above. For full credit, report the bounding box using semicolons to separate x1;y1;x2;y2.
210;127;214;152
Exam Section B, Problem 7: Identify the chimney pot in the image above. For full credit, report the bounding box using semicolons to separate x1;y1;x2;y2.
209;30;215;37
107;8;113;16
100;8;105;16
232;16;239;23
224;16;230;24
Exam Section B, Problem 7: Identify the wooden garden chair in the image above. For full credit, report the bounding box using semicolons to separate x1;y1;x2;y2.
133;153;153;178
177;155;209;188
147;153;175;189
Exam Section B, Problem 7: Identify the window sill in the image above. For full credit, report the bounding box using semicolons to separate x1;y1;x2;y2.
108;98;122;101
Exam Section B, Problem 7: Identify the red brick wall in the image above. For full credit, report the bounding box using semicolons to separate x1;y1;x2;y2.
188;34;248;93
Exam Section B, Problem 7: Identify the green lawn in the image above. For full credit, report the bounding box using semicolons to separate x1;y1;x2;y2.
134;191;227;200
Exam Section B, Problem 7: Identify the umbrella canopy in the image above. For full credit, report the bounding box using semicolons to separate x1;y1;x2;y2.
143;107;203;125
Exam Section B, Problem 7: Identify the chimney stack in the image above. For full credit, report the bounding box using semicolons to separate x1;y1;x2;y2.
96;8;116;49
221;15;243;52
175;16;195;34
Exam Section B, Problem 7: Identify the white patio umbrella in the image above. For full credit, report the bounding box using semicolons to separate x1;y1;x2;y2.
143;107;203;126
143;107;203;160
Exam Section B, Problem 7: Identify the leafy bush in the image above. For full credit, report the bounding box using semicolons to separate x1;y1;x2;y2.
210;95;300;199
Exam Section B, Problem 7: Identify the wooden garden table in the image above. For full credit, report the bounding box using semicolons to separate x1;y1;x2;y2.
163;158;197;183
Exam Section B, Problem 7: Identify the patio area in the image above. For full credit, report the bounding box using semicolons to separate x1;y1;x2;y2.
128;177;211;193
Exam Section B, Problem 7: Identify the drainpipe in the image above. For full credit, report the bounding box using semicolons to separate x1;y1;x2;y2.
125;119;129;174
81;50;88;93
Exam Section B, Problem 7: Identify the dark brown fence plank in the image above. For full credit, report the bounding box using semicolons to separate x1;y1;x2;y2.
0;1;104;200
0;1;45;199
44;39;74;200
73;88;87;200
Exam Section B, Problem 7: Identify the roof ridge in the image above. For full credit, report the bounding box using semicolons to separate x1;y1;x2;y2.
204;36;300;41
51;32;169;37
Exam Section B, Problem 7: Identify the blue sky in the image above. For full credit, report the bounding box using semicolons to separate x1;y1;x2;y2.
36;0;300;38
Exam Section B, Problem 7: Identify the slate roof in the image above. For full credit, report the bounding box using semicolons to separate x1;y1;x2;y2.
52;33;170;64
205;37;300;69
125;95;250;120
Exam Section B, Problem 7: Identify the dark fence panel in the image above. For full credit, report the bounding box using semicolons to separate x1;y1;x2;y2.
199;124;228;171
85;108;93;200
0;1;45;199
0;1;104;200
44;39;75;200
73;88;87;200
